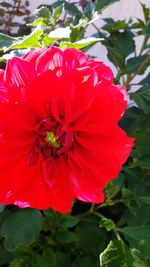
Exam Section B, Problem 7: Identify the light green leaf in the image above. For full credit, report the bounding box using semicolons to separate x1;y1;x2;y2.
7;28;43;51
0;209;43;250
100;240;133;267
60;37;102;49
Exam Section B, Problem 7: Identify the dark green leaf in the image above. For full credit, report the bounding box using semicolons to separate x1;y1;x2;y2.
121;224;150;257
126;55;149;75
0;209;43;250
76;220;106;254
0;204;4;212
0;245;12;265
140;196;150;205
0;33;18;50
1;2;12;8
103;30;135;70
55;252;71;267
96;0;120;11
74;256;97;267
103;19;126;33
130;85;150;114
32;249;56;267
36;6;50;20
141;3;150;23
55;228;76;243
59;215;79;228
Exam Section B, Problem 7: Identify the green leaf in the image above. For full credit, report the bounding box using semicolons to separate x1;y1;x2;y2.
100;240;133;267
0;33;18;50
96;0;120;11
126;55;149;75
55;252;71;267
100;217;115;231
140;196;150;205
0;245;12;265
7;28;43;50
0;204;4;212
103;19;126;33
141;3;150;23
55;228;77;243
60;37;102;49
74;256;97;267
53;5;63;23
121;224;150;257
63;1;82;18
131;249;149;267
140;157;150;169
59;215;79;228
103;30;135;70
32;249;56;267
0;209;43;250
140;73;150;85
36;6;50;20
130;85;150;114
76;220;106;254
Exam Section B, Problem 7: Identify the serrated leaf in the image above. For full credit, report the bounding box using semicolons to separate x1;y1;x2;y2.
0;209;43;250
121;224;150;257
103;18;126;33
130;85;150;114
7;28;43;50
36;6;50;20
0;33;18;50
126;55;149;75
100;240;133;267
32;249;56;267
103;30;135;70
96;0;120;11
60;37;102;49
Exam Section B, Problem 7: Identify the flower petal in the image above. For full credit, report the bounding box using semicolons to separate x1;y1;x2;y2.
4;57;36;101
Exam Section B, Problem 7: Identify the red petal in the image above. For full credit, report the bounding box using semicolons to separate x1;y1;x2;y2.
22;48;46;65
0;69;8;103
42;158;74;213
69;157;104;203
4;57;36;101
36;46;64;74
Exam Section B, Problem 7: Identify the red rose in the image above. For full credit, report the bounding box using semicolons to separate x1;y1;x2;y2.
0;47;134;213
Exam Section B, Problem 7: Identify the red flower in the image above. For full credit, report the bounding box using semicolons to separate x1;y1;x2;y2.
0;47;134;213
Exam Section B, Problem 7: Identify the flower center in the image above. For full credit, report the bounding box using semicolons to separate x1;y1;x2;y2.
27;118;73;166
45;131;61;149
